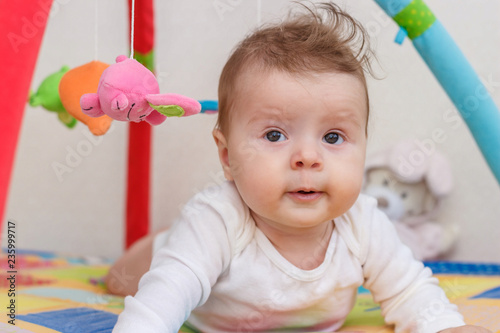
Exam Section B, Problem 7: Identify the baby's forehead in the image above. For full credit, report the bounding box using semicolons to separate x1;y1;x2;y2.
222;68;369;137
234;68;369;112
238;66;366;92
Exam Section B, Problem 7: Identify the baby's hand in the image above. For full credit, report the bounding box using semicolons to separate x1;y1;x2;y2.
438;325;492;333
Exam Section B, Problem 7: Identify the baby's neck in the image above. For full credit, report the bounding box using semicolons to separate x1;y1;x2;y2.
253;215;334;270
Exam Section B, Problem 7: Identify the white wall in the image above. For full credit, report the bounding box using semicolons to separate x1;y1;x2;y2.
3;0;499;262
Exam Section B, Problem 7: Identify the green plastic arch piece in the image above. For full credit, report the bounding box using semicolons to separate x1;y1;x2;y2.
393;0;436;39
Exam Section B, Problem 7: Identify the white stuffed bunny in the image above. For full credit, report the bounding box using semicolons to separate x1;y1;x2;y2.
363;140;459;260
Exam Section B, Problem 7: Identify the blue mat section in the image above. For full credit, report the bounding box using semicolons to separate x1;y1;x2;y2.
471;286;500;300
18;307;118;333
2;247;58;259
1;248;114;264
424;261;500;276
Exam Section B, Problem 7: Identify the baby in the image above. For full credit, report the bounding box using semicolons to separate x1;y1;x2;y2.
110;3;491;333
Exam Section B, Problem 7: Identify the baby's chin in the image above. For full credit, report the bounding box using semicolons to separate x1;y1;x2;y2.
261;212;337;231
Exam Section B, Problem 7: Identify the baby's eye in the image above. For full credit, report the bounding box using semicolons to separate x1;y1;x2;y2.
265;130;286;142
323;132;344;145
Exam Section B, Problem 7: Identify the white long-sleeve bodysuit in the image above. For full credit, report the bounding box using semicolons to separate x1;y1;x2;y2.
113;181;465;333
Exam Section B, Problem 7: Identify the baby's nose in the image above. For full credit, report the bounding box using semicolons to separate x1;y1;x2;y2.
291;149;323;170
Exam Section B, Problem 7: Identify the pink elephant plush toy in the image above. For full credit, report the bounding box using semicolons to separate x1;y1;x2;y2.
80;55;201;125
363;140;458;260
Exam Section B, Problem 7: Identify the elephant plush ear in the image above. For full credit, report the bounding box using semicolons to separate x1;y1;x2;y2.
145;93;201;117
148;103;185;117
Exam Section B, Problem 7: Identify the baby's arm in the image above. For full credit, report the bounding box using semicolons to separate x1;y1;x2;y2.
112;202;233;332
114;260;205;331
360;201;466;332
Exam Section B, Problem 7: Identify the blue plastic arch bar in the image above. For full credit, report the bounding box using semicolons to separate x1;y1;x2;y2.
374;0;500;185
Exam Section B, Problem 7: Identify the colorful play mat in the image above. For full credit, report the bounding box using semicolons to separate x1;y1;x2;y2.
0;250;499;332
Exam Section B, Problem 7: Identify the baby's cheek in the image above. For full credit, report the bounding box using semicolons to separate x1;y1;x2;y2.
233;180;271;221
335;167;364;213
337;187;361;216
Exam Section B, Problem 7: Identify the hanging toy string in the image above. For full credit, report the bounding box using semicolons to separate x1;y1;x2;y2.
130;0;136;58
94;0;99;60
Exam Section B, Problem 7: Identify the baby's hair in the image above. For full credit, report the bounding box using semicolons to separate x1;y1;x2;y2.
216;1;374;135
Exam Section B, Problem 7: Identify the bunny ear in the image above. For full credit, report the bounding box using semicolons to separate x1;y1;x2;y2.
148;103;185;117
426;152;453;198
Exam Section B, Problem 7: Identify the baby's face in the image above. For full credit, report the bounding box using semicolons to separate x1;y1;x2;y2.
215;69;367;231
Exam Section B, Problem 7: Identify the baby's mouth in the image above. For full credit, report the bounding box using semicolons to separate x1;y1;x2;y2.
288;189;323;202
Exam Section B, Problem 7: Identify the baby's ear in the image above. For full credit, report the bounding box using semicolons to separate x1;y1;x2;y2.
213;129;233;181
